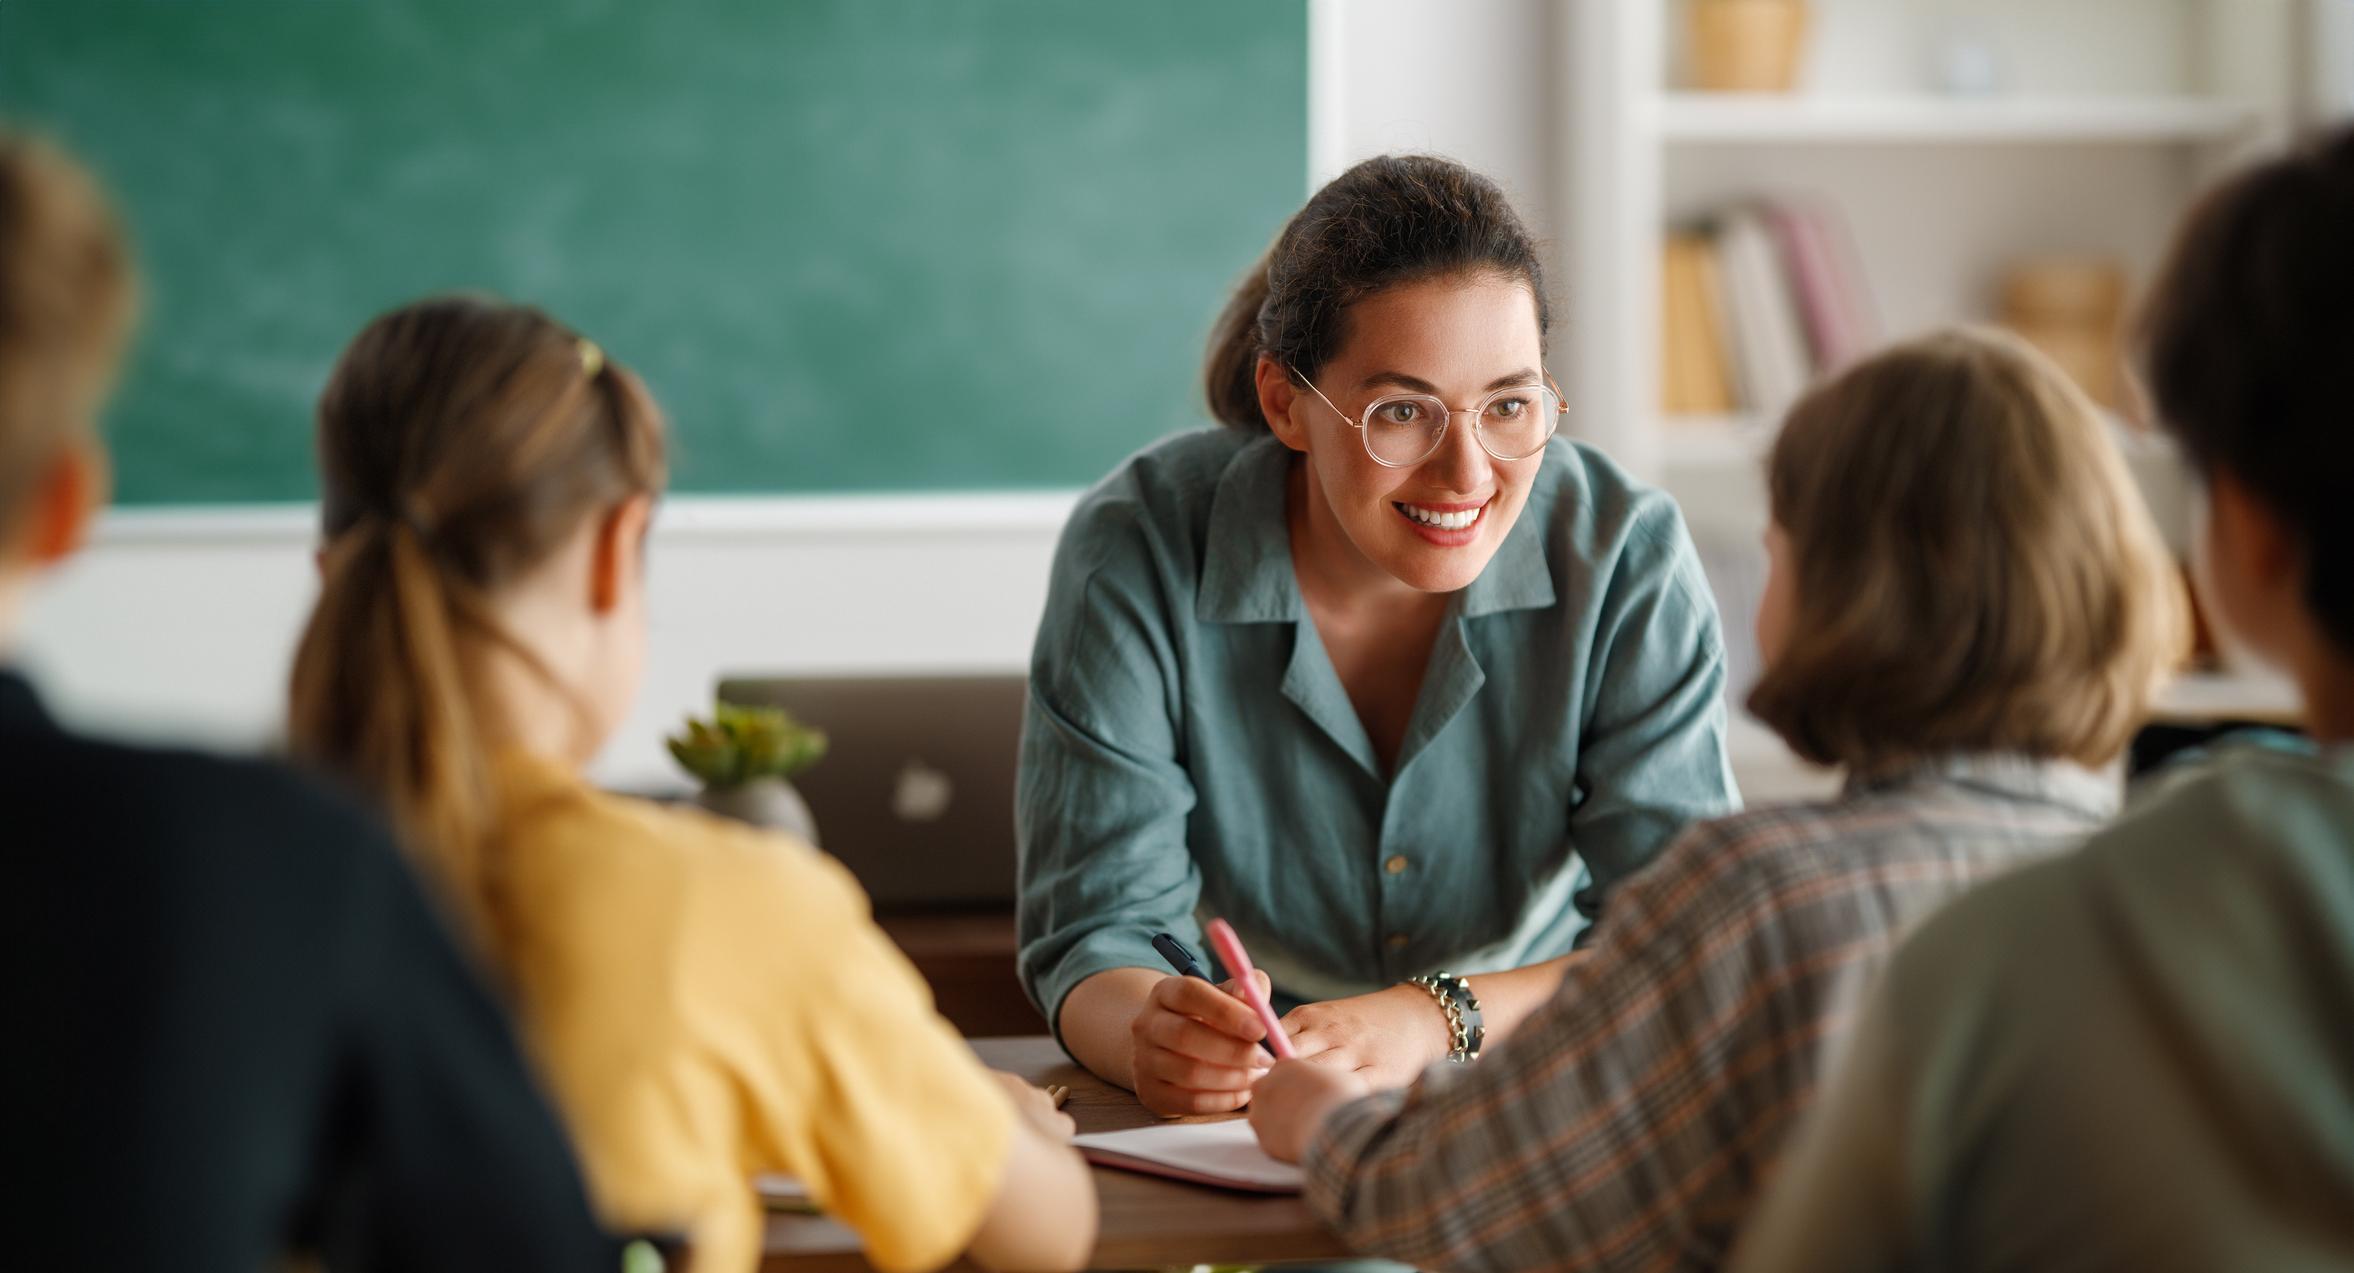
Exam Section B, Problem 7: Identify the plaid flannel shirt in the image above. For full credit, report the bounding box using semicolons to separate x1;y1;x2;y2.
1301;754;2117;1272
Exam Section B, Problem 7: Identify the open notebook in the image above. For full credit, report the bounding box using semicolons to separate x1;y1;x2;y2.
1073;1120;1305;1194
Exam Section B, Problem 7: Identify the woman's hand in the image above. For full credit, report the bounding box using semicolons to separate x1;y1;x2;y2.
1248;1059;1374;1163
990;1071;1077;1141
1127;971;1275;1116
1278;983;1453;1089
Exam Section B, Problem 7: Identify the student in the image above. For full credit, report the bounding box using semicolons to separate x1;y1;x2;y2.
286;295;1097;1273
1022;154;1739;1116
0;132;616;1270
1729;130;2354;1273
1246;327;2189;1270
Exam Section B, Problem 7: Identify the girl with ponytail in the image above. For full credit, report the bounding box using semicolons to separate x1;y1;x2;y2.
291;295;1095;1273
1019;155;1741;1115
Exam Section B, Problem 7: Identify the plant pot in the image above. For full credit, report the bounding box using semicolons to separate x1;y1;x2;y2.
1688;0;1810;94
695;777;821;847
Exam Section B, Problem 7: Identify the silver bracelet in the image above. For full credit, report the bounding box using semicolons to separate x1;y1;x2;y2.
1405;972;1484;1063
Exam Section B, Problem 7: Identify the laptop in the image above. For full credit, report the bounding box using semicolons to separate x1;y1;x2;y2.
714;673;1028;911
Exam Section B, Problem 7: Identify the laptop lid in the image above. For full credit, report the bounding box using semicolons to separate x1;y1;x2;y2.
714;673;1027;911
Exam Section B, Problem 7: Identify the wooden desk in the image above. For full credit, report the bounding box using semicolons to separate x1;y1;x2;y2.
760;1037;1348;1270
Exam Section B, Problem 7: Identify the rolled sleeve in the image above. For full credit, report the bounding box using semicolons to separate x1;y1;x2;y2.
1569;506;1740;927
1017;545;1204;1044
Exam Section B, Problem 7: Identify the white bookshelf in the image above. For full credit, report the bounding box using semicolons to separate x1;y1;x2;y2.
1559;0;2310;527
1655;93;2267;145
1657;415;1772;466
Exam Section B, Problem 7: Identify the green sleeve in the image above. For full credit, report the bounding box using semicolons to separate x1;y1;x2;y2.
1016;521;1204;1046
1567;505;1740;926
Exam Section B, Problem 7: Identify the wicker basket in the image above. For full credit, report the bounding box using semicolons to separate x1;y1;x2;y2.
2002;259;2129;412
1688;0;1811;94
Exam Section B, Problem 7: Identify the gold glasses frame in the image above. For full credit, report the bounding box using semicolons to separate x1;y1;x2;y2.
1291;365;1567;467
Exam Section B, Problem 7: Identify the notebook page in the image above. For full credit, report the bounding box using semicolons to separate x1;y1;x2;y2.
1075;1120;1305;1193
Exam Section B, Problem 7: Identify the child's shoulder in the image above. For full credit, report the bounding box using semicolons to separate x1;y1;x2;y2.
2093;739;2354;889
29;723;395;871
497;758;873;929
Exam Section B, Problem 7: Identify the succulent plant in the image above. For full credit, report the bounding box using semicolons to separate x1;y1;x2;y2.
666;700;828;789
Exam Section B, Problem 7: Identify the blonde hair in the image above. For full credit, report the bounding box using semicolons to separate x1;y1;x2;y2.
0;127;136;527
288;295;666;943
1748;327;2189;770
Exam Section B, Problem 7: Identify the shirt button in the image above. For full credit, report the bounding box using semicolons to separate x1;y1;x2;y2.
1385;855;1410;875
1386;933;1411;951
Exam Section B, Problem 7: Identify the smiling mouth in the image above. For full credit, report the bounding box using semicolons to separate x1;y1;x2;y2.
1394;500;1488;532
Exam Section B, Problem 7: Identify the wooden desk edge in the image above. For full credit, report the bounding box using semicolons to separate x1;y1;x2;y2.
760;1036;1350;1270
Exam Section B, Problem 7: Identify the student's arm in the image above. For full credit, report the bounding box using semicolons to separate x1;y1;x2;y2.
722;846;1098;1273
1261;825;1800;1271
334;831;619;1273
965;1087;1100;1273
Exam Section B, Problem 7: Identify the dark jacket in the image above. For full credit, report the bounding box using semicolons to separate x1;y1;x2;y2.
0;668;616;1271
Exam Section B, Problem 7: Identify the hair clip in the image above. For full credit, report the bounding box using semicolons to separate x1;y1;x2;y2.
577;338;605;378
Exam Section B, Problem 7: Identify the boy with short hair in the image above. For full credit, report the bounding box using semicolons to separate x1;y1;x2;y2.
0;126;615;1272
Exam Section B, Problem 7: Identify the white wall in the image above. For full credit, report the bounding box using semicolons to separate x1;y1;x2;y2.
20;497;1070;790
1309;0;1561;227
2319;0;2354;118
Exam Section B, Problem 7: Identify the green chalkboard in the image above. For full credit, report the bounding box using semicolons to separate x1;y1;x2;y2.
0;1;1305;504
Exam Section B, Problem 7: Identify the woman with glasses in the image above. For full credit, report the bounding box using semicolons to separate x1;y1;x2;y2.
1017;155;1739;1115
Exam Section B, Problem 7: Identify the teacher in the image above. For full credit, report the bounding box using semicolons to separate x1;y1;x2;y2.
1018;155;1738;1115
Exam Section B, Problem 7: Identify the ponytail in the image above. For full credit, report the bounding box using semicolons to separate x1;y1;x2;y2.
1203;248;1274;431
288;295;667;962
289;516;498;941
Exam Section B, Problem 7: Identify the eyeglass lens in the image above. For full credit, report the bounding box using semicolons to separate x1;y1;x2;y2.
1362;386;1559;465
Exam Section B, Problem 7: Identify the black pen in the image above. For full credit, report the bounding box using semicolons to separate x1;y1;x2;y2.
1151;932;1215;983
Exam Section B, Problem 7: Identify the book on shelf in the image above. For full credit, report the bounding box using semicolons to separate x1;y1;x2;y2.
1661;230;1736;416
1661;199;1879;429
1769;200;1877;373
1718;207;1813;420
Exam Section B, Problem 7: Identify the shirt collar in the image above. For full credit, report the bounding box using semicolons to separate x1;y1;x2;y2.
1457;477;1555;617
1197;433;1558;623
1845;752;2121;823
1197;434;1304;624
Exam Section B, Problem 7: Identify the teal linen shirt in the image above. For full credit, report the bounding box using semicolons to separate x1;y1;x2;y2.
1016;428;1739;1031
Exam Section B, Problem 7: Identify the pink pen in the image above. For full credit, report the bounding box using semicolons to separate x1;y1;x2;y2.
1204;918;1296;1060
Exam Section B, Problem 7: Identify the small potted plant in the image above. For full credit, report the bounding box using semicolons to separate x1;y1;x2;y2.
667;699;828;845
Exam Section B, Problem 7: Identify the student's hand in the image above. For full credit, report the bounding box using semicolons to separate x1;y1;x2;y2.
1128;971;1275;1116
1278;984;1453;1089
990;1071;1077;1141
1248;1059;1374;1164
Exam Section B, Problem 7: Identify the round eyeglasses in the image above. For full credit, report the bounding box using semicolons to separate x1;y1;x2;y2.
1293;367;1566;467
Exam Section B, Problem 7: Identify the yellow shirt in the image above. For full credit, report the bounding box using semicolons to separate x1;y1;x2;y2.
486;752;1012;1273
